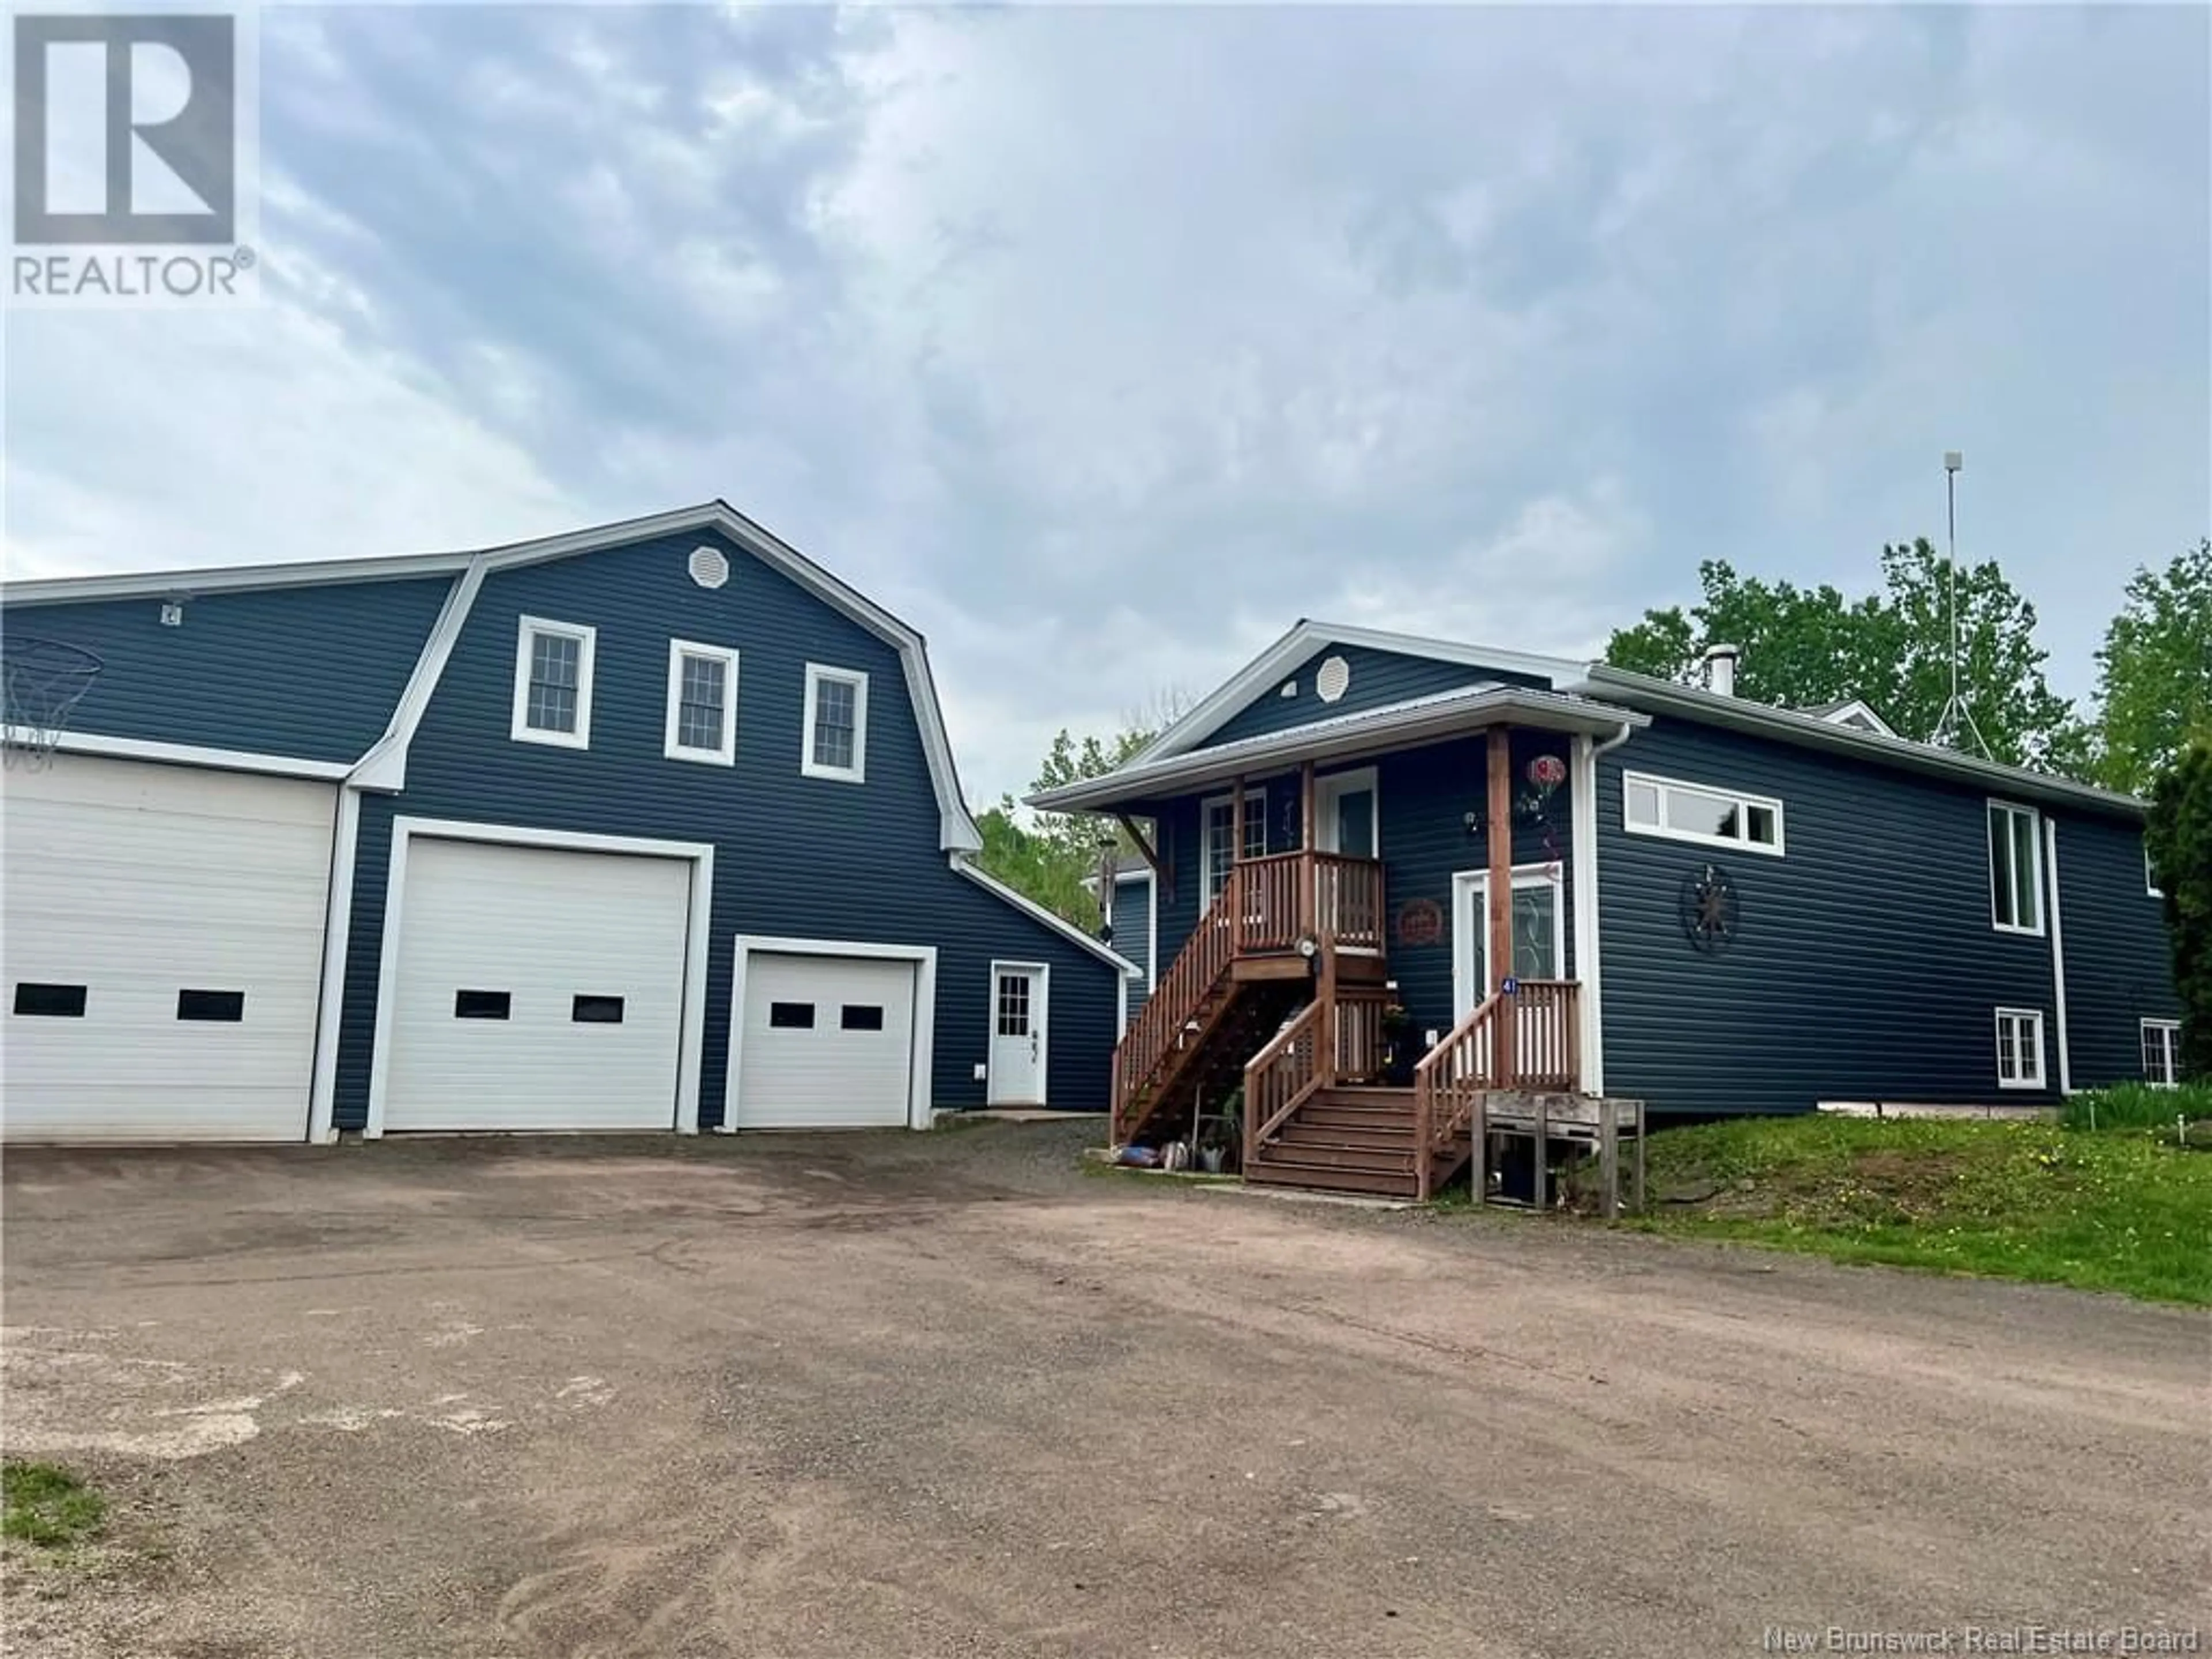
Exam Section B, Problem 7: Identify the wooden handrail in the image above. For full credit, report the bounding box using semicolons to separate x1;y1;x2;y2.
1244;1000;1325;1149
1311;853;1384;949
1410;979;1582;1199
1111;874;1243;1140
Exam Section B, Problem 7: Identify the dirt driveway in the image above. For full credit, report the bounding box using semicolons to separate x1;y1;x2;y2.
3;1121;2206;1658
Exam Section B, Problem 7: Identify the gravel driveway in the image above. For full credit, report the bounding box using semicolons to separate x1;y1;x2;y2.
3;1120;2205;1658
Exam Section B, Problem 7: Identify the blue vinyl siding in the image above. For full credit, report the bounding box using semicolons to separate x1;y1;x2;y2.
6;578;453;762
1592;714;2158;1116
1109;872;1154;1027
2058;813;2181;1088
1196;645;1543;751
1144;733;1577;1047
331;528;1120;1130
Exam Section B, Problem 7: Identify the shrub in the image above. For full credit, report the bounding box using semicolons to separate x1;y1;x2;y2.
2062;1081;2212;1133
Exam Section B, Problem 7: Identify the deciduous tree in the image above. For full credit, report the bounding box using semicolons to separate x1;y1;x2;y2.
2145;738;2212;1081
2090;539;2212;797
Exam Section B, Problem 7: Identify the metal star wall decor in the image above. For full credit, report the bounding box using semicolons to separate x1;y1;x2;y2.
1679;862;1740;955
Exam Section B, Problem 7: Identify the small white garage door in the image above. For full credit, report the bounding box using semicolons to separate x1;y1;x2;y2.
735;952;918;1129
2;755;336;1141
381;838;692;1132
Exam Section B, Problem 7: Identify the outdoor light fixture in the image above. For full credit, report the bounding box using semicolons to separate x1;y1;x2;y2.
159;597;185;627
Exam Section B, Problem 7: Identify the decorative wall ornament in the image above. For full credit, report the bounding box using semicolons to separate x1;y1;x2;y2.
1395;897;1444;948
1679;862;1740;954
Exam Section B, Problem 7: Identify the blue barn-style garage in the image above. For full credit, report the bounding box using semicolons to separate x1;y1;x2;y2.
0;503;1134;1142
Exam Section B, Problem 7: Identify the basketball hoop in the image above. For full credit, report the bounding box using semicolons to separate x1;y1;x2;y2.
2;637;103;771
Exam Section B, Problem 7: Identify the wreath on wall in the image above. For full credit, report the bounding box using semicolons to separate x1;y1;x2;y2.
1679;862;1740;955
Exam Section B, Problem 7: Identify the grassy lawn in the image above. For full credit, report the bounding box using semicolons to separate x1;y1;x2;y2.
1622;1105;2212;1305
2;1461;105;1548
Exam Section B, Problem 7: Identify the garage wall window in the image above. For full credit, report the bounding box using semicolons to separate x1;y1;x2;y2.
511;616;597;750
664;639;739;766
572;994;626;1024
176;989;245;1022
840;1003;885;1031
801;665;868;783
13;982;86;1018
768;1001;816;1029
454;989;512;1020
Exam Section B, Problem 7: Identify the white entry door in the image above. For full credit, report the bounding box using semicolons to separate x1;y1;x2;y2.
987;963;1047;1105
1314;767;1379;858
1452;867;1565;1021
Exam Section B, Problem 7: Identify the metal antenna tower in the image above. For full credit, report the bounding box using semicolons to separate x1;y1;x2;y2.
1927;450;1991;757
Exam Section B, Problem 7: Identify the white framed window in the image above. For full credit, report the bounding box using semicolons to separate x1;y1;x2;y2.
663;639;739;766
2146;839;2162;899
2142;1020;2182;1088
801;664;868;782
1987;801;2044;935
1621;771;1783;856
510;616;596;749
1994;1006;2047;1090
1200;787;1268;903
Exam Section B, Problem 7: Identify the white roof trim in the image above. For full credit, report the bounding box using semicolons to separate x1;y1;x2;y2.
950;855;1141;978
1582;666;2146;819
1032;684;1646;813
13;502;984;852
9;728;354;781
1132;620;1588;766
1809;698;1897;738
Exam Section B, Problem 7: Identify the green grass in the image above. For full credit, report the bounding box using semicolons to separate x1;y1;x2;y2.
2;1462;105;1548
1622;1114;2212;1305
2059;1080;2212;1134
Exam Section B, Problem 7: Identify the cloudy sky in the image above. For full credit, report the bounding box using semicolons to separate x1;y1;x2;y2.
5;3;2207;804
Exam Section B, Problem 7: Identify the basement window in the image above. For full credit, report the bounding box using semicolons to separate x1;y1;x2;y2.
13;982;86;1018
571;995;626;1024
2142;1020;2181;1088
768;1001;815;1029
1995;1006;2046;1090
840;1004;885;1032
176;989;245;1022
1622;771;1783;855
454;990;512;1020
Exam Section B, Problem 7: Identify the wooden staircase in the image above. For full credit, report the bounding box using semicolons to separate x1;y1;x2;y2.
1243;1086;1440;1198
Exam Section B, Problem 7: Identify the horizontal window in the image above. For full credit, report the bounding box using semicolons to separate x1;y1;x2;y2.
13;982;86;1018
768;1001;815;1029
176;989;245;1022
454;990;512;1021
1995;1006;2046;1090
840;1003;885;1032
1622;772;1783;855
571;995;625;1024
1988;801;2043;935
2142;1020;2181;1089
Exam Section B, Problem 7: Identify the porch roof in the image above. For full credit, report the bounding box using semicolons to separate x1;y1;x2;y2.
1027;683;1646;813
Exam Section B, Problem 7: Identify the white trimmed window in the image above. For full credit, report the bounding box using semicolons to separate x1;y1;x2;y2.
2146;839;2162;898
1201;787;1267;903
1988;801;2044;935
2142;1020;2182;1088
1994;1006;2046;1090
1622;771;1783;855
801;665;868;782
664;640;738;766
510;616;595;749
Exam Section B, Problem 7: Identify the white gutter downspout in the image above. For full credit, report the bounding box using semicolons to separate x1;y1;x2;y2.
2046;818;2071;1095
1571;718;1638;1096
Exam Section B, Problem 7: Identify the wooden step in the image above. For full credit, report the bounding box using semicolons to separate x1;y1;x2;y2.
1267;1123;1417;1153
1243;1156;1419;1198
1252;1141;1415;1176
1296;1101;1416;1131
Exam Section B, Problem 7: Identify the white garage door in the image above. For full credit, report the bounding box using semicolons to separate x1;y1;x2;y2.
382;838;692;1132
735;952;918;1129
2;755;336;1141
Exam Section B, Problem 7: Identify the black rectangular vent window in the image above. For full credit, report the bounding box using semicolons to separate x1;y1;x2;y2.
454;990;512;1020
13;982;86;1018
768;1001;815;1029
840;1004;885;1032
177;989;245;1022
572;995;625;1024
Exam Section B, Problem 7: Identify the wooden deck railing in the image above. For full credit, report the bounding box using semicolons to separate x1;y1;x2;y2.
1313;854;1384;949
1243;1001;1324;1149
1410;979;1581;1200
1234;852;1306;953
1112;877;1241;1141
1334;988;1388;1084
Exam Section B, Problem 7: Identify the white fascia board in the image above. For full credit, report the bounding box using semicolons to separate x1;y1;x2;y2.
950;855;1141;978
16;729;354;780
1131;619;1592;766
349;560;483;791
1031;687;1646;813
1581;666;2147;819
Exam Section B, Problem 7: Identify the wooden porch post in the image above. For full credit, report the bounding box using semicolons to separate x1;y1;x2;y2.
1230;775;1247;954
1300;759;1317;939
1487;725;1514;1085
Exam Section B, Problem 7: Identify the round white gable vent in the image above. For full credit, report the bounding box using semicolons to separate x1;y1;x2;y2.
688;545;730;590
1315;654;1351;704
